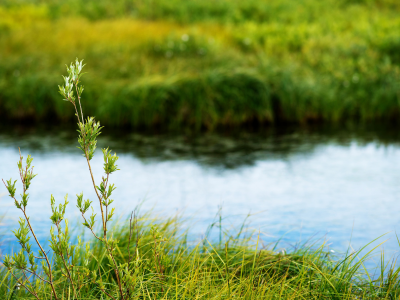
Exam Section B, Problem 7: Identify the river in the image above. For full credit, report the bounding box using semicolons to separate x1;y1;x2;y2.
1;123;400;259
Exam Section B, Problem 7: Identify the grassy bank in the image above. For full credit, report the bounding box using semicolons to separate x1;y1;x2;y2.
1;212;400;299
0;0;400;129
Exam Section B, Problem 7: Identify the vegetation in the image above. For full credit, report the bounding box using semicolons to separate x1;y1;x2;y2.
0;0;399;129
4;214;400;299
0;59;400;299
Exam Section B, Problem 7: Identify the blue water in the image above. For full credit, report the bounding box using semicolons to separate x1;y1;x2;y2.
1;124;400;266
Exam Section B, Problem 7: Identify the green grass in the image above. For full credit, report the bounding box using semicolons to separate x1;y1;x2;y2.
1;211;400;299
0;0;399;129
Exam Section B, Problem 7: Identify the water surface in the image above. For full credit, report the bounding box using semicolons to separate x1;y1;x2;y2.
1;124;400;259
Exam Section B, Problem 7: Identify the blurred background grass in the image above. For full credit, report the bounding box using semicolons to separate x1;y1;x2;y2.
0;0;399;129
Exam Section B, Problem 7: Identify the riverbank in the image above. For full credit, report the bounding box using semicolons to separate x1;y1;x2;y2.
1;212;400;299
0;0;399;129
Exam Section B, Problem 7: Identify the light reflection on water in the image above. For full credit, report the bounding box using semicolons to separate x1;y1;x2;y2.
1;124;400;260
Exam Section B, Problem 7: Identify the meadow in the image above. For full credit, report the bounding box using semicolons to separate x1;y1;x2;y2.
0;0;399;129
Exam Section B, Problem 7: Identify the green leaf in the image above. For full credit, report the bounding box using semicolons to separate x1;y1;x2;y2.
21;193;29;207
5;178;17;197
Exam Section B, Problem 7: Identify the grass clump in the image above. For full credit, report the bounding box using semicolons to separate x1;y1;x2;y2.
0;0;399;129
1;59;400;299
2;211;400;299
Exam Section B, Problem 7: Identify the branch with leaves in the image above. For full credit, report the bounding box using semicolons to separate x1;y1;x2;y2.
2;150;59;300
2;59;123;300
58;58;127;299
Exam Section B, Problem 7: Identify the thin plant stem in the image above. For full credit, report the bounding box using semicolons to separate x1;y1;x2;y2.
55;223;78;299
71;93;124;299
9;270;40;300
74;81;85;127
1;182;60;300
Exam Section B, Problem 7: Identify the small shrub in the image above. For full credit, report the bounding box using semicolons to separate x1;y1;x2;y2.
1;59;133;299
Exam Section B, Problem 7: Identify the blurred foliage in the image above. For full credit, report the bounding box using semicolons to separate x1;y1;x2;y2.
0;0;399;129
1;0;400;22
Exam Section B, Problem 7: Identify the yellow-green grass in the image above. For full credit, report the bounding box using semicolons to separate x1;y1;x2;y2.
1;212;400;299
0;0;399;129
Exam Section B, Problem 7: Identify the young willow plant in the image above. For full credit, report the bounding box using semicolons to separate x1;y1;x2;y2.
2;59;135;300
2;150;91;300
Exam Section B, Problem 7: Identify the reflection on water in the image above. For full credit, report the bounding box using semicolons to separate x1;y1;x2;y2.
1;123;400;257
